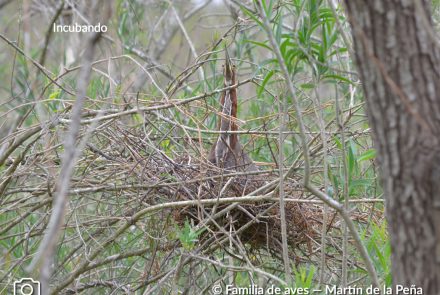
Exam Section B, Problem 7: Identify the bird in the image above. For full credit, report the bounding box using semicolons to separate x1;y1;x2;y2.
208;48;258;173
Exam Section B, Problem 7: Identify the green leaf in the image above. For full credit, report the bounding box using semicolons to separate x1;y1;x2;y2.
257;70;274;97
327;165;339;193
349;179;373;196
358;149;376;162
245;39;272;51
241;5;263;27
333;136;342;149
347;143;355;178
322;74;353;84
49;90;61;100
178;220;203;250
280;37;294;58
300;83;315;89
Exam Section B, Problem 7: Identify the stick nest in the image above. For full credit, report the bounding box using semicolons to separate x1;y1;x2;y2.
92;124;324;257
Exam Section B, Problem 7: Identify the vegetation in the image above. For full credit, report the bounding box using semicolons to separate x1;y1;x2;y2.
4;0;427;293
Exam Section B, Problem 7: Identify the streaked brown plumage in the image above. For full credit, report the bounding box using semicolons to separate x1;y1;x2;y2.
208;48;257;172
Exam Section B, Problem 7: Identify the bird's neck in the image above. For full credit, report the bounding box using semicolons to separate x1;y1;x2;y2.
219;74;238;148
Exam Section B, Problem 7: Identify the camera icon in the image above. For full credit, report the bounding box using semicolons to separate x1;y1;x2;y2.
13;278;40;295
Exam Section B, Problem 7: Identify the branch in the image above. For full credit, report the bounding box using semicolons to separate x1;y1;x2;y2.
27;3;105;290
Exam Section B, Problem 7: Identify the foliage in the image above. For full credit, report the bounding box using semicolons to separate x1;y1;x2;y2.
177;220;203;250
0;0;392;293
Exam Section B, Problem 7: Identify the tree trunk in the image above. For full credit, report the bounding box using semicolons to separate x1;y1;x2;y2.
344;0;440;292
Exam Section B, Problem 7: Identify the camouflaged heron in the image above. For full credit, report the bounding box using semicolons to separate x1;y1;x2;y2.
208;48;258;172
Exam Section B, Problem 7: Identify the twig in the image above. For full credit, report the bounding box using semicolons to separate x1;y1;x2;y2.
170;2;206;84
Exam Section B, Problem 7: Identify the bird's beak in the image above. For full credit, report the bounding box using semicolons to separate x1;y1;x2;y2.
224;47;232;81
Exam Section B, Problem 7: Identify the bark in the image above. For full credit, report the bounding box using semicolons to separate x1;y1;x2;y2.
344;0;440;292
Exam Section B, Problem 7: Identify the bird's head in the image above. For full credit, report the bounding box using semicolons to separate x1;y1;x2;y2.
223;47;235;85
